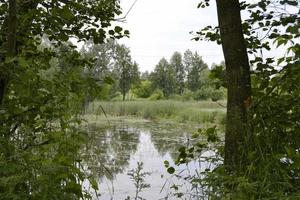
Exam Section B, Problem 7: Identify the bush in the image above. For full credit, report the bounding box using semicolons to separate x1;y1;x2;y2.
211;89;225;102
193;87;213;100
111;91;123;101
169;94;182;100
132;80;154;98
193;87;224;101
182;90;194;101
149;89;164;100
168;90;194;101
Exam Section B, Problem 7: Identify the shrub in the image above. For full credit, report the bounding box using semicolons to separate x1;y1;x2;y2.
149;89;164;100
182;90;194;101
132;80;154;98
193;87;224;101
193;87;213;100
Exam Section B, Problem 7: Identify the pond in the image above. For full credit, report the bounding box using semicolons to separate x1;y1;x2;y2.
83;117;214;200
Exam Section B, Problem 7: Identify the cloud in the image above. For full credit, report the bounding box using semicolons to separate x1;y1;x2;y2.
119;0;224;72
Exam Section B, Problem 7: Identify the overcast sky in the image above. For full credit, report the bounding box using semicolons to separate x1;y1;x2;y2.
118;0;224;72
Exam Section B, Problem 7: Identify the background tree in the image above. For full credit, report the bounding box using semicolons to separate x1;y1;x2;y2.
141;71;150;80
183;50;209;92
132;80;153;98
81;40;116;82
81;40;118;101
0;0;129;105
114;44;140;100
183;49;193;87
170;52;185;95
151;58;176;97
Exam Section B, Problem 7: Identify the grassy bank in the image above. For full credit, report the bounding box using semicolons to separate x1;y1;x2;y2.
86;100;226;125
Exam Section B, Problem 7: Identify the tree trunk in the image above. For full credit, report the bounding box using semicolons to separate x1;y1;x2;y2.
216;0;251;171
0;0;17;105
122;92;125;101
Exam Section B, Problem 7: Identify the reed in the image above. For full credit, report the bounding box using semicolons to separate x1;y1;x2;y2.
86;100;226;124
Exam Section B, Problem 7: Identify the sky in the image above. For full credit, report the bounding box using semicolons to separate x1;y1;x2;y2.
117;0;224;72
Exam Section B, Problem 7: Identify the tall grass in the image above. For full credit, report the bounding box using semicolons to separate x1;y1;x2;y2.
86;100;226;124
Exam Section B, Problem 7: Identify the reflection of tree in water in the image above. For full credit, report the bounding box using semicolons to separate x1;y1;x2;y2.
83;123;140;180
82;121;197;181
148;123;192;160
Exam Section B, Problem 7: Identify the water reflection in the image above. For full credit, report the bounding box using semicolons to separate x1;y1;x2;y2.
84;121;201;199
83;124;140;180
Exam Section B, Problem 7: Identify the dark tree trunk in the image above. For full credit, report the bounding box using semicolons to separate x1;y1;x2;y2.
0;0;39;106
122;92;125;101
216;0;251;171
0;0;17;105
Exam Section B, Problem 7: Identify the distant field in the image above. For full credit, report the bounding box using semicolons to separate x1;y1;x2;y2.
86;100;226;125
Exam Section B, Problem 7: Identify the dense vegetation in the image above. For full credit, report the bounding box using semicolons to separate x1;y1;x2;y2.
0;0;128;199
81;40;226;102
0;0;299;199
166;0;300;199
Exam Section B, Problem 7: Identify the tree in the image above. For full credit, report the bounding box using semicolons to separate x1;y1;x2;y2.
0;0;129;106
0;0;17;105
0;0;128;198
151;58;176;97
189;0;300;198
81;40;118;101
170;52;185;95
183;50;209;92
81;40;116;82
132;80;153;98
114;44;140;100
215;0;252;170
141;71;150;80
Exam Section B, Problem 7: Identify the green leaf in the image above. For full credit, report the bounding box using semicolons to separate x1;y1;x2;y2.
114;26;123;33
164;160;170;168
108;30;115;35
90;178;99;190
167;167;175;174
61;6;74;20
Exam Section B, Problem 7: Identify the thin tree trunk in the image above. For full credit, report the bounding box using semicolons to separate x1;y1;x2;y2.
0;0;17;105
122;92;125;101
216;0;251;171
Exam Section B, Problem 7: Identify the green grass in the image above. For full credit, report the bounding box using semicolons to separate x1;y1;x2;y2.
86;100;226;125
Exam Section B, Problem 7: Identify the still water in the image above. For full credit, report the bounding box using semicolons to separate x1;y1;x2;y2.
83;119;211;200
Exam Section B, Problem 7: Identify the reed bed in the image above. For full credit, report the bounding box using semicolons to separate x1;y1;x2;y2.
86;100;226;124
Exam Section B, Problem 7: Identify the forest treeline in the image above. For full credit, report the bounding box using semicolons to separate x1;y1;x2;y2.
81;40;226;102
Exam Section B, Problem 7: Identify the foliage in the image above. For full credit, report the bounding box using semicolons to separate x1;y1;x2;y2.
126;162;151;200
209;61;227;92
181;90;194;101
184;50;209;92
173;0;300;199
0;0;127;199
164;127;223;200
80;42;225;101
150;58;176;97
149;50;225;100
148;89;165;100
81;41;141;101
114;44;140;100
132;80;154;98
81;40;117;101
170;52;185;95
193;87;225;101
0;42;99;199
